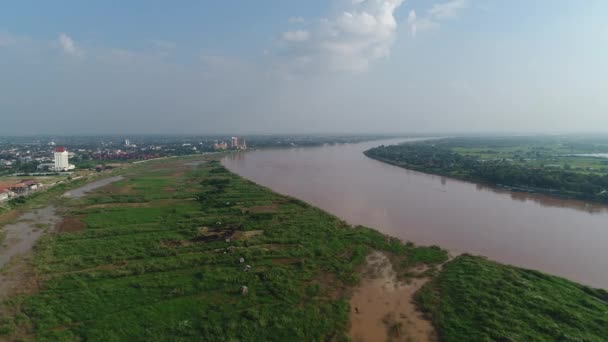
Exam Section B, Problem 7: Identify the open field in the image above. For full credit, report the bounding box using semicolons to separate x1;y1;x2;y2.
1;154;606;340
416;255;608;341
0;157;447;340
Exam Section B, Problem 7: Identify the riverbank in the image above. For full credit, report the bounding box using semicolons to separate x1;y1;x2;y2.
364;138;608;204
221;139;608;289
1;155;606;340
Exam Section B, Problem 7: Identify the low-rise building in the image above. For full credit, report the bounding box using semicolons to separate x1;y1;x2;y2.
0;186;12;202
213;141;228;150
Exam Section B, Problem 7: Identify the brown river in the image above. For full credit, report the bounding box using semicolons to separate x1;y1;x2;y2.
222;138;608;289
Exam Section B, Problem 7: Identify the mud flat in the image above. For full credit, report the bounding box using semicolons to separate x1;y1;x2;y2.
349;251;436;342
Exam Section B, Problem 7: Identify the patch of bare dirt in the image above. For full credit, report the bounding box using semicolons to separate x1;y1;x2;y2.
0;209;23;227
171;170;186;177
0;254;41;299
232;230;264;240
107;183;135;195
270;258;301;265
160;239;192;248
349;251;437;342
56;217;86;233
163;187;176;193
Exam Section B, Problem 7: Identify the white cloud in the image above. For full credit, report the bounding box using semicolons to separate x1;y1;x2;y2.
282;30;311;42
408;10;417;36
408;0;468;37
276;0;405;73
58;33;84;57
288;16;305;24
408;10;439;36
429;0;468;19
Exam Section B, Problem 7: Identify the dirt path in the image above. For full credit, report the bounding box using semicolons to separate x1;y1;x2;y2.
0;175;125;299
0;206;60;298
62;175;124;199
349;251;437;342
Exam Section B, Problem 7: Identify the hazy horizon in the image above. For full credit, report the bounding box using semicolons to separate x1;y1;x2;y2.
2;0;607;135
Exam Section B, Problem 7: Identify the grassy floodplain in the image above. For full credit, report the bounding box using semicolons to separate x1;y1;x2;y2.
0;156;447;340
416;255;608;341
0;154;607;341
365;136;608;203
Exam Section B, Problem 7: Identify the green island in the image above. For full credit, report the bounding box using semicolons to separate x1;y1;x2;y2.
365;136;608;203
0;155;606;341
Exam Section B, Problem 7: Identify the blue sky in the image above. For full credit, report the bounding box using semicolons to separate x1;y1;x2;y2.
1;0;607;134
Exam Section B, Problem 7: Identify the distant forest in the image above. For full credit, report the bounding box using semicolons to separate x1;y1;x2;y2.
365;137;608;203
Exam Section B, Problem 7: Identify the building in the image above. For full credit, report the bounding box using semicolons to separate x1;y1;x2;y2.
9;179;40;194
231;137;247;150
213;141;228;150
0;187;11;202
53;147;74;171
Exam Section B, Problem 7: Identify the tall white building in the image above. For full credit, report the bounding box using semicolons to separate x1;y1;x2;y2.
54;147;71;171
231;136;247;150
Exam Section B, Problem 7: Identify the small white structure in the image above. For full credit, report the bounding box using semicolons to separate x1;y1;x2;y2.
53;147;75;171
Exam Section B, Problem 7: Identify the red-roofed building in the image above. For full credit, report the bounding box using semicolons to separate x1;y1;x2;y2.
54;147;73;171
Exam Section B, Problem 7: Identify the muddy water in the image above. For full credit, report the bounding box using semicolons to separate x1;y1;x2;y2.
350;252;436;342
223;139;608;289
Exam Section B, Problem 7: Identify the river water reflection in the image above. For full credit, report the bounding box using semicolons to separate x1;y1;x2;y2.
222;139;608;289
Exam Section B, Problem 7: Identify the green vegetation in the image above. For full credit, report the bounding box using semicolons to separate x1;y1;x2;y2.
416;255;608;341
3;154;607;341
365;136;608;202
1;158;447;340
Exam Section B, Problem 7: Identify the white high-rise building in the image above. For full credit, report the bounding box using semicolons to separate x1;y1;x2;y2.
54;147;70;171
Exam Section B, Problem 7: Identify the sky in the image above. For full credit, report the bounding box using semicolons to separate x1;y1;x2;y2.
1;0;607;135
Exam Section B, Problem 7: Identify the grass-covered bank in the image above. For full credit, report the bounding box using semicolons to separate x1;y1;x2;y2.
365;137;608;203
0;157;447;340
1;155;607;341
416;255;608;341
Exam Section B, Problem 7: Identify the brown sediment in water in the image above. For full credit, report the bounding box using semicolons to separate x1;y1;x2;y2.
349;251;436;342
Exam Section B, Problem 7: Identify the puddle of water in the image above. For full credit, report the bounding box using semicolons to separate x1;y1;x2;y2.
349;251;436;342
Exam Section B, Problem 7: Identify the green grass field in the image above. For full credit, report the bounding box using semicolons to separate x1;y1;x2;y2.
1;157;447;340
416;255;608;341
2;155;607;341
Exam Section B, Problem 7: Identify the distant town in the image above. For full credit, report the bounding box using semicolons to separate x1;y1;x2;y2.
0;134;391;204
